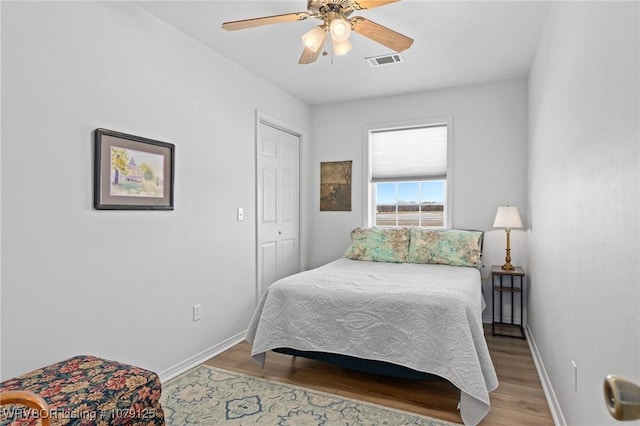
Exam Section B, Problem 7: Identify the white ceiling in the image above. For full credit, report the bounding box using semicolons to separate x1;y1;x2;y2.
135;1;551;106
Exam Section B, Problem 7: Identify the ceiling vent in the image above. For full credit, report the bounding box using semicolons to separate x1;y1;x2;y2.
366;53;404;67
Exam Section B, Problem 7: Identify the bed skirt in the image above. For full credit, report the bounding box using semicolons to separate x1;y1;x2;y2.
273;348;444;381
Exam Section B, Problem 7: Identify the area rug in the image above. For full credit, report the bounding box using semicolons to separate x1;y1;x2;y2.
160;365;460;425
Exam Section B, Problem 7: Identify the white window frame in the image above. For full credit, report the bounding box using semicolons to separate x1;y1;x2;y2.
362;117;454;228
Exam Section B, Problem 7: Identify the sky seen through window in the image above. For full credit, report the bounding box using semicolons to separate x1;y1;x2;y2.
376;181;444;205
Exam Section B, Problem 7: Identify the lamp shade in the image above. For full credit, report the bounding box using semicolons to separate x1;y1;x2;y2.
493;206;523;229
302;26;326;53
329;16;351;42
333;39;352;55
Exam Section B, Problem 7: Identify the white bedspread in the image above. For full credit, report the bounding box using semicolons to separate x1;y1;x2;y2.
245;258;498;425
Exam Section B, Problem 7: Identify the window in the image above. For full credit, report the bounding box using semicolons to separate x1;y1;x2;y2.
367;119;452;228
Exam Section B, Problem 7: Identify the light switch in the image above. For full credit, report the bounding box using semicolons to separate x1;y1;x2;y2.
237;207;244;221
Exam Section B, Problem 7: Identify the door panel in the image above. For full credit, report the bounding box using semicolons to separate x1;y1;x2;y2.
261;136;277;157
256;121;300;301
281;169;296;222
280;238;297;278
261;168;277;223
259;242;277;297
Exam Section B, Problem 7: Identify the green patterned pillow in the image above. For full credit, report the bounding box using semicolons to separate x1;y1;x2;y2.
344;227;410;263
408;228;483;267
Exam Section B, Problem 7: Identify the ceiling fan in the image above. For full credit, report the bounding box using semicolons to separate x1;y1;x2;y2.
221;0;414;65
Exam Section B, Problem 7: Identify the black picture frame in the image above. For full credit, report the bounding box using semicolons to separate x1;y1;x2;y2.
94;128;175;210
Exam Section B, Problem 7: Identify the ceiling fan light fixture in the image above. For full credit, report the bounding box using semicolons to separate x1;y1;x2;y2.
333;39;352;56
328;15;351;42
302;25;326;53
222;0;414;65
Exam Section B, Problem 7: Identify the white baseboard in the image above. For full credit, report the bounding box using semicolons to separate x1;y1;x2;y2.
158;330;246;383
525;324;566;426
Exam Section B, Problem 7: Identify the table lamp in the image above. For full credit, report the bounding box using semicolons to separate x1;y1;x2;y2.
493;206;522;270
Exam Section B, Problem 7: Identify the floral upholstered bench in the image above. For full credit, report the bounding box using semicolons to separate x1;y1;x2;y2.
0;355;164;425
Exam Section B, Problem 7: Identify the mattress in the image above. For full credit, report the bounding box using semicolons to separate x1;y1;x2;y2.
246;258;498;425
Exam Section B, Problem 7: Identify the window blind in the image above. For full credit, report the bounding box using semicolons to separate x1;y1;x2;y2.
370;125;447;182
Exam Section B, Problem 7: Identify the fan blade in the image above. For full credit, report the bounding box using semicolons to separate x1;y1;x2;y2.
352;0;401;10
298;47;322;64
222;12;309;31
351;16;413;52
299;33;327;64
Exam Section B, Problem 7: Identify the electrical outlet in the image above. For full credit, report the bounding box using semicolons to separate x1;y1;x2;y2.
193;304;202;321
571;360;578;392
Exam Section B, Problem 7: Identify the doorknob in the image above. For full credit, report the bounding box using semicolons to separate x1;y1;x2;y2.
604;375;640;420
278;231;282;235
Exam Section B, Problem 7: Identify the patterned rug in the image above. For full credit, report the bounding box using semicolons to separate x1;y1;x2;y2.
160;365;459;425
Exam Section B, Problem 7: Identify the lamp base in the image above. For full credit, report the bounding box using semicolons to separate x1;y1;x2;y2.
501;262;515;271
502;242;514;271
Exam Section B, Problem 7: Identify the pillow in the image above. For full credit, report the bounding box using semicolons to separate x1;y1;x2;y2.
408;228;483;267
344;227;409;263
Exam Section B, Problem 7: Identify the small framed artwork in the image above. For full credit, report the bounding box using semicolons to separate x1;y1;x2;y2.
320;160;352;211
94;128;175;210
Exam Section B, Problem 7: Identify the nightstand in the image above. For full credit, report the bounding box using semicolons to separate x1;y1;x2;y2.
491;265;525;339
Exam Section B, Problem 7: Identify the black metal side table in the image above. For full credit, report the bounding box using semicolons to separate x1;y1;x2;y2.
491;265;525;339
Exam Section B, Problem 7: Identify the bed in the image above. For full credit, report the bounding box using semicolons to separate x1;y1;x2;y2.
245;227;498;426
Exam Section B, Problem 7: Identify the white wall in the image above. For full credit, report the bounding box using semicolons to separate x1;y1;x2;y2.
528;2;639;425
0;1;310;380
308;80;529;303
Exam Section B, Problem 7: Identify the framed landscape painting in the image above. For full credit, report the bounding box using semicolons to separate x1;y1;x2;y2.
320;160;352;211
94;128;175;210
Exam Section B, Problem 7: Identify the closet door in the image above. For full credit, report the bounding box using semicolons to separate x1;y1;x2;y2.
256;121;300;300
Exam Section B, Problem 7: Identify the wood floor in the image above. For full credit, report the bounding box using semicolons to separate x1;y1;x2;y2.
205;325;553;425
